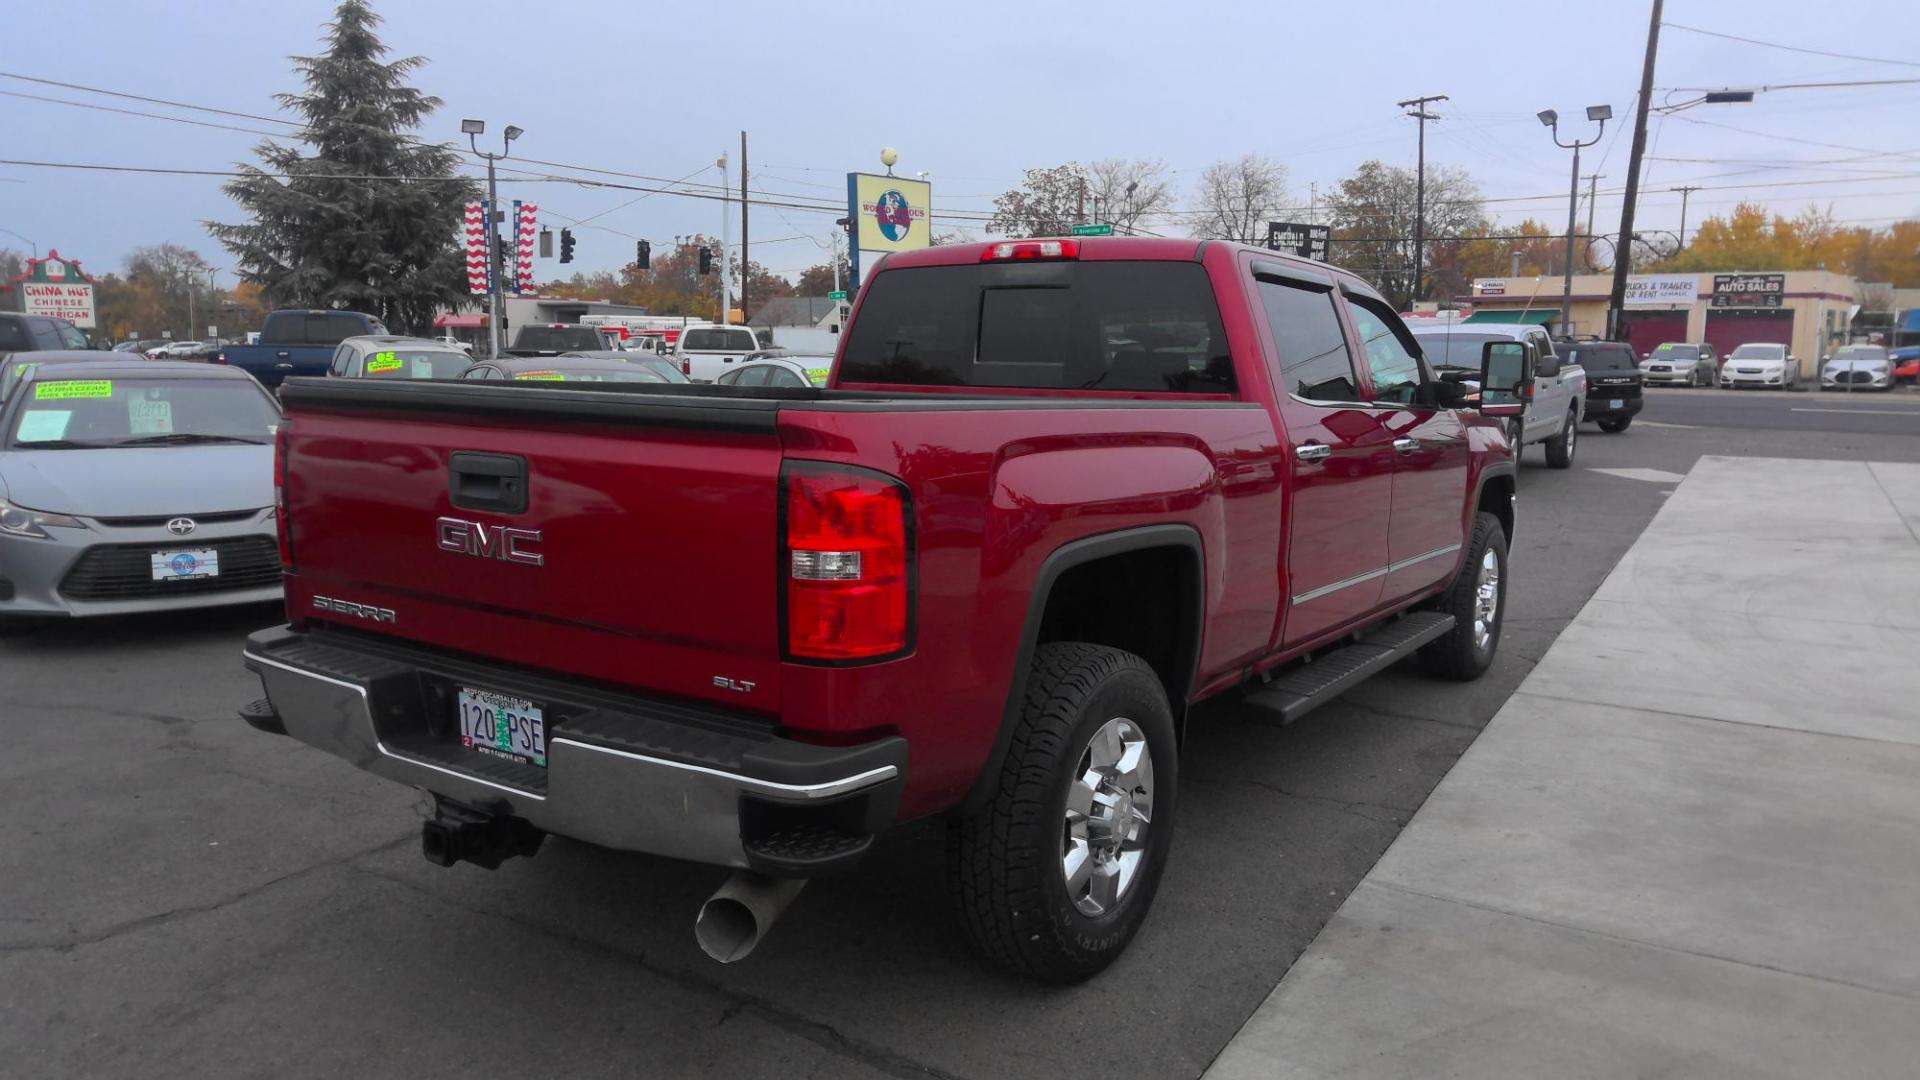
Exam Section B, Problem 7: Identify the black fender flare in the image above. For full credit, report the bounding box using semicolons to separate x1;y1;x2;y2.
958;524;1205;816
1473;461;1517;541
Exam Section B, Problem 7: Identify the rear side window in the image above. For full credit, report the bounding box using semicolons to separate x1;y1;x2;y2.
840;261;1234;393
1571;345;1637;372
0;318;30;351
1257;279;1358;402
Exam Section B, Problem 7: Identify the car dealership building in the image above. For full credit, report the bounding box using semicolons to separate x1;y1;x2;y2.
1454;270;1859;377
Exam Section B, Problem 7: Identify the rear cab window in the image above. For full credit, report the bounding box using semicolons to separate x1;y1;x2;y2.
840;260;1234;394
1569;345;1637;372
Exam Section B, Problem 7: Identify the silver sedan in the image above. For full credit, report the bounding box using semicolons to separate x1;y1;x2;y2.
0;361;282;628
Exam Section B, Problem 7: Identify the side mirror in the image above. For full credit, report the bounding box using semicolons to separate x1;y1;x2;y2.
1478;341;1529;418
1535;353;1562;378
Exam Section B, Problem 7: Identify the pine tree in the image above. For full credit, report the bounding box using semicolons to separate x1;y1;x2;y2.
208;0;476;333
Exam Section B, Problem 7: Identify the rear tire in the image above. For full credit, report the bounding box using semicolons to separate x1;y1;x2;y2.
1598;417;1632;433
949;642;1177;983
1419;512;1508;681
1544;406;1578;469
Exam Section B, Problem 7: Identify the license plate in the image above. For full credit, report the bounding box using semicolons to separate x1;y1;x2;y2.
457;688;547;767
1609;399;1624;410
150;548;220;580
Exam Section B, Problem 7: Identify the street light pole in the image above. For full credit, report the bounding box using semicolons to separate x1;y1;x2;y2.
1539;105;1611;337
464;119;523;358
0;228;35;259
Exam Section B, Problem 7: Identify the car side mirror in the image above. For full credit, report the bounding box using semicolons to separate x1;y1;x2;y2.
1535;353;1562;379
1478;341;1529;418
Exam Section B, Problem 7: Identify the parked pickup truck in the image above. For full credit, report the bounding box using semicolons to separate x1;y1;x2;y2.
1409;321;1586;467
219;309;386;386
505;324;607;357
240;237;1521;982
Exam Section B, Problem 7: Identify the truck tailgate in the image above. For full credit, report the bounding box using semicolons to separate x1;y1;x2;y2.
279;381;785;709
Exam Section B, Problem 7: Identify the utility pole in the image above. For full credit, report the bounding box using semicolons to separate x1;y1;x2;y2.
740;131;749;321
1607;0;1663;340
1672;185;1699;249
1584;174;1605;255
1077;176;1087;226
1398;94;1447;305
718;153;731;323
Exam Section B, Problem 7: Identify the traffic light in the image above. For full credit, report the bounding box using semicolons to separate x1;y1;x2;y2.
636;239;651;269
559;228;576;264
698;245;713;275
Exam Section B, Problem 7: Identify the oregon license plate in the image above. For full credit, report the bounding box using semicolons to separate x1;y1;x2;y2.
457;688;547;767
1609;399;1625;409
151;548;220;580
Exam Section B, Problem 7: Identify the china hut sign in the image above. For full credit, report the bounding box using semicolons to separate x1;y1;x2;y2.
3;250;97;327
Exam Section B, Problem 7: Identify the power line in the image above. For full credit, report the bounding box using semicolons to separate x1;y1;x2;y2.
1660;22;1920;70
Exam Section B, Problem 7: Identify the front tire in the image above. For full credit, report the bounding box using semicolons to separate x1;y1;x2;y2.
1419;512;1508;681
1544;406;1578;469
1598;417;1632;433
949;643;1177;983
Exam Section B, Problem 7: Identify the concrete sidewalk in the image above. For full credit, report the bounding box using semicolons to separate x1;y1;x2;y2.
1206;457;1920;1079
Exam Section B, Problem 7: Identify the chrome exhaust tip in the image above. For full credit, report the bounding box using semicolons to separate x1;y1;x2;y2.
695;871;806;963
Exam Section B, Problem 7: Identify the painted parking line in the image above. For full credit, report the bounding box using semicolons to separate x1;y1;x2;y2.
1791;408;1920;416
1634;421;1702;429
1588;467;1688;484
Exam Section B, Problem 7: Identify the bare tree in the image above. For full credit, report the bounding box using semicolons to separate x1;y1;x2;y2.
1088;159;1173;235
988;164;1089;238
1325;160;1486;306
1191;155;1292;241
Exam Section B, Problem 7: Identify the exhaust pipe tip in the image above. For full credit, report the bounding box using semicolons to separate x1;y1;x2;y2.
695;871;806;963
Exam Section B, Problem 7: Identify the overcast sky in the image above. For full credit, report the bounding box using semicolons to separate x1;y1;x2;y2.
3;0;1915;290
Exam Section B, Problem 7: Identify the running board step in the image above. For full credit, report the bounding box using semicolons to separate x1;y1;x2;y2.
1240;612;1457;725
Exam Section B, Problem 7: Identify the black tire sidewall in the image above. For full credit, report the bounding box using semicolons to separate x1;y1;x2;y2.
1033;661;1178;972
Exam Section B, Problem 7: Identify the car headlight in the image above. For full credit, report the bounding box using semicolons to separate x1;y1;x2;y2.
0;498;86;539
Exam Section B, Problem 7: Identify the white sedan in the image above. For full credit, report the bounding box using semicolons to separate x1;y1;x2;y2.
1719;343;1801;390
714;353;834;389
1820;345;1895;392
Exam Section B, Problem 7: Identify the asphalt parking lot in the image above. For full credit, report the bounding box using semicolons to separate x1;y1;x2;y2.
5;386;1918;1080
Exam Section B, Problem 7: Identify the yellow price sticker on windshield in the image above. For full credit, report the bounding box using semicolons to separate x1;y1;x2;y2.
514;371;565;381
35;380;113;400
805;367;831;386
365;352;402;374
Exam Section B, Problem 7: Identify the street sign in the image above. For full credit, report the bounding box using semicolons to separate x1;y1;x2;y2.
828;290;848;301
1265;221;1331;262
1070;223;1114;236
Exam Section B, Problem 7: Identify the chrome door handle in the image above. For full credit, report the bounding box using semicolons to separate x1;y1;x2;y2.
1393;437;1420;454
276;363;294;370
1296;442;1333;462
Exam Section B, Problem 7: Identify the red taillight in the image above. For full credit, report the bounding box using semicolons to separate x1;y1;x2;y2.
783;466;911;661
681;356;691;376
212;352;228;364
273;423;293;570
980;238;1080;262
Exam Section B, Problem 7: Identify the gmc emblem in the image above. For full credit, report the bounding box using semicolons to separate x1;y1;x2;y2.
436;516;544;567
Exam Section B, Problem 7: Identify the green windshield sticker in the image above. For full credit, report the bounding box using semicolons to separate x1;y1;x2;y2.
365;353;402;374
514;371;565;381
35;380;113;400
805;367;831;385
13;362;33;377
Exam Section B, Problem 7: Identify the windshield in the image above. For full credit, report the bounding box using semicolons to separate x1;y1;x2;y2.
360;348;470;379
1651;344;1698;358
1731;344;1786;360
1410;332;1507;370
842;261;1233;392
8;377;278;449
681;328;758;351
1569;345;1637;372
1831;347;1887;363
509;367;666;383
512;326;604;351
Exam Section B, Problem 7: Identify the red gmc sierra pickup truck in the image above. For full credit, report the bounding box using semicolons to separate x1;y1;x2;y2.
242;237;1521;982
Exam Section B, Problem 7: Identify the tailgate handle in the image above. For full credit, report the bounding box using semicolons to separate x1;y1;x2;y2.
449;452;529;515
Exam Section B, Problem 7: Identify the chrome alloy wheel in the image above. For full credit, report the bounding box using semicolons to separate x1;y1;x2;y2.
1472;547;1501;651
1062;717;1154;917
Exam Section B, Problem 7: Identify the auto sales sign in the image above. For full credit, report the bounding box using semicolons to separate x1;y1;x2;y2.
4;250;97;327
